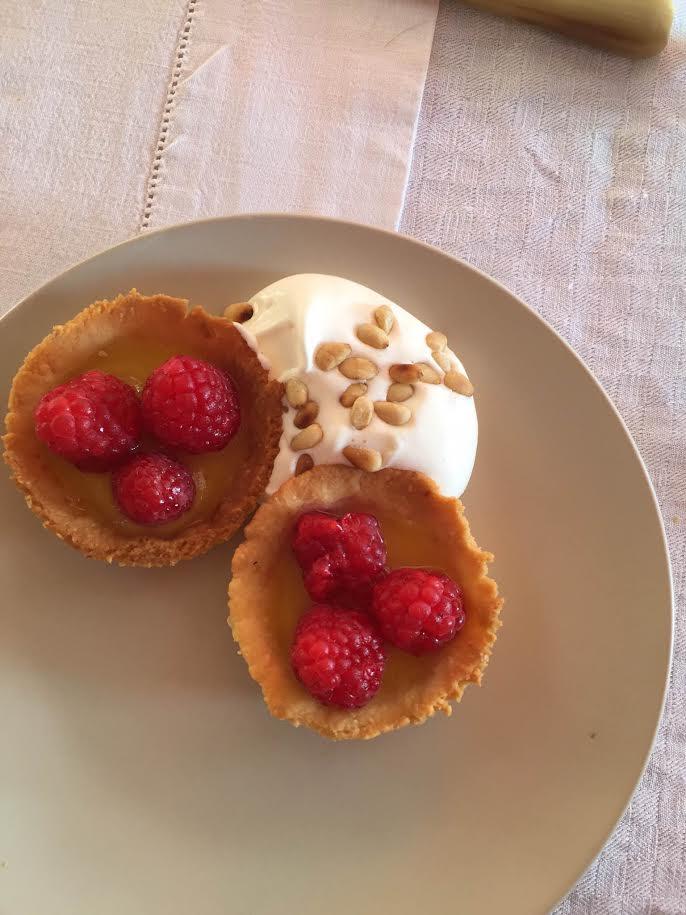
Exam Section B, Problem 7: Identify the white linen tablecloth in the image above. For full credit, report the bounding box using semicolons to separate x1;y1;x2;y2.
403;4;685;913
1;1;684;911
0;0;438;311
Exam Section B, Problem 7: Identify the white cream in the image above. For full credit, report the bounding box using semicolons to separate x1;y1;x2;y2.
233;321;271;371
244;274;478;498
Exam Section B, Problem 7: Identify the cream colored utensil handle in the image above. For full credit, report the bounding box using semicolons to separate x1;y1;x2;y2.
462;0;674;57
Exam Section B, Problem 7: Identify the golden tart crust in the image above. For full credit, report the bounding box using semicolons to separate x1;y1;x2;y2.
3;290;283;567
228;465;503;740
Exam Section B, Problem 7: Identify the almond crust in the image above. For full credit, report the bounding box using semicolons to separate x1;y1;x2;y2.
3;290;283;566
228;466;503;740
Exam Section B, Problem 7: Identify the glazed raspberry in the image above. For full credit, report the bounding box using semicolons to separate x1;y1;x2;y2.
141;355;240;453
371;567;466;655
112;453;195;525
292;511;387;608
290;605;386;708
34;370;141;472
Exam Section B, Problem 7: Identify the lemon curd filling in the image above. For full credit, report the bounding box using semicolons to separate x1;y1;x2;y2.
41;336;251;538
268;507;465;690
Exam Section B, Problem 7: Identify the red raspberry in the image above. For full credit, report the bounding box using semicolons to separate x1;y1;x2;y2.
141;355;240;453
290;605;386;708
371;568;466;655
112;453;195;525
292;511;387;609
34;370;141;472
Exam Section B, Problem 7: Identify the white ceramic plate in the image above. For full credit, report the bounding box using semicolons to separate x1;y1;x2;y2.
0;215;672;915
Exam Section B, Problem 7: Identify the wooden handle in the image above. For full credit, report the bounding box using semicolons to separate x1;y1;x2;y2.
462;0;674;58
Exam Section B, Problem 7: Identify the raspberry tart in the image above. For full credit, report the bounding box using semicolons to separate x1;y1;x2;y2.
4;290;282;566
228;465;502;739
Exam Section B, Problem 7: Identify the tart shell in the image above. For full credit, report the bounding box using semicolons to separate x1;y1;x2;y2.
228;465;503;740
3;290;283;566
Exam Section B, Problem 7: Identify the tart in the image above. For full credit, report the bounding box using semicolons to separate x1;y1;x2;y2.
3;290;283;566
228;465;502;740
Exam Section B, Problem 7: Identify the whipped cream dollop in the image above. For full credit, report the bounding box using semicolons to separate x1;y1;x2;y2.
241;274;478;498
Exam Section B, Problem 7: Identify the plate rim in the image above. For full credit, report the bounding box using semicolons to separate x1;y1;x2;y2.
1;212;674;911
